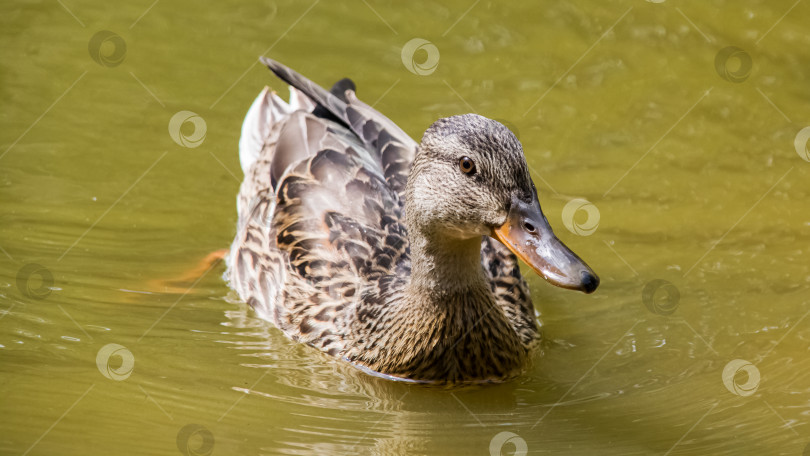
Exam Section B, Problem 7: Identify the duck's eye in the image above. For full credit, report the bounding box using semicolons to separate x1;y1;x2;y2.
459;156;476;175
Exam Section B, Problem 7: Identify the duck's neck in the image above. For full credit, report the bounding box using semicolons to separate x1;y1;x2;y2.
381;228;526;381
406;230;490;299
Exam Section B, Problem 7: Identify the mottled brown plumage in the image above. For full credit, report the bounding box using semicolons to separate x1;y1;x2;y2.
227;58;598;383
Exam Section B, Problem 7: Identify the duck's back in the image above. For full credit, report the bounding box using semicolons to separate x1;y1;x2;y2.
227;59;419;353
227;59;538;361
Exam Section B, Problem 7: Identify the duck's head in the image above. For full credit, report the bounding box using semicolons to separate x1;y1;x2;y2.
406;114;599;293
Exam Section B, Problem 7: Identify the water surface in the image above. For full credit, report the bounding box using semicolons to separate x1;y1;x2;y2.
2;0;810;454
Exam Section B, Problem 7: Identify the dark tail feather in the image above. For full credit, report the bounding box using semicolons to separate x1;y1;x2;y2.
330;78;356;102
312;78;355;124
260;57;352;128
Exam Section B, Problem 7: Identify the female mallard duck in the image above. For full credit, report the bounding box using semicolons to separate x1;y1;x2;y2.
227;58;599;383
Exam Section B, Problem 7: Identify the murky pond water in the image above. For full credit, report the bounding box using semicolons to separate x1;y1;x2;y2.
2;0;810;454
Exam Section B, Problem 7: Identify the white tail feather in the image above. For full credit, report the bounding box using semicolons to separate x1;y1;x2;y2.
289;86;316;112
239;86;317;174
240;87;273;174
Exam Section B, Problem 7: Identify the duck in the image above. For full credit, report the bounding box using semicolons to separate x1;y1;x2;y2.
226;58;599;383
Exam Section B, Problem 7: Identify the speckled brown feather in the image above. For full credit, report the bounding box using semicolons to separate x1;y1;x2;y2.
227;58;540;382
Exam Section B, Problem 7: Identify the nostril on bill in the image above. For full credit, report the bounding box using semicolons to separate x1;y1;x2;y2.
522;221;536;233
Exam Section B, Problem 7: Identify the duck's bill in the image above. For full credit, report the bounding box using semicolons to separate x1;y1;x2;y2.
491;194;599;294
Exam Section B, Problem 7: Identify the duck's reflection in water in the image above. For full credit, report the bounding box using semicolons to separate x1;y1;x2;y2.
218;300;530;455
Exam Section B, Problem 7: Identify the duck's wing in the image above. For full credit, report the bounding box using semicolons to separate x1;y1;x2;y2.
260;57;417;196
228;63;412;353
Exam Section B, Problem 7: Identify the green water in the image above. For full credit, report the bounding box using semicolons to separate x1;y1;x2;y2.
2;0;809;454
